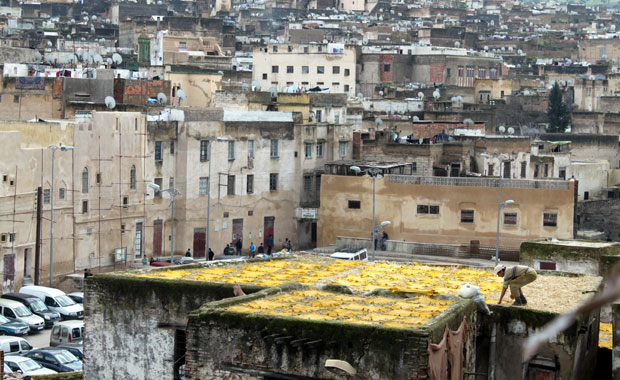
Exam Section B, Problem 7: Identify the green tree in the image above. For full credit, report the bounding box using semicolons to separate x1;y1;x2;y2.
547;82;571;133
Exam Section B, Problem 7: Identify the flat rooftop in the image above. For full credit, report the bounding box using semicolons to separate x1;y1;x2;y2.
132;257;602;315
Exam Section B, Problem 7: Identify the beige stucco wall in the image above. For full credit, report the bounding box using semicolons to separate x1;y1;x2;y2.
318;175;575;249
253;44;356;97
165;72;223;108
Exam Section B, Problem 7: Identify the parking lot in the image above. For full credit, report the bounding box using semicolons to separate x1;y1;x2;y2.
24;327;52;349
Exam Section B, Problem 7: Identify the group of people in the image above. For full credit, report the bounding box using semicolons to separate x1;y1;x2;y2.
373;231;389;251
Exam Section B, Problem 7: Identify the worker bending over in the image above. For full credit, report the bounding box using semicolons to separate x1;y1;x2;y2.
495;264;537;306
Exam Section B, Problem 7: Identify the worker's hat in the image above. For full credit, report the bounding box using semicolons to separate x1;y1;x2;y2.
494;264;506;275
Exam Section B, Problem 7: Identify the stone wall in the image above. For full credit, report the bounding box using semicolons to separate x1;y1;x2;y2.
185;286;478;380
577;199;620;241
84;271;264;380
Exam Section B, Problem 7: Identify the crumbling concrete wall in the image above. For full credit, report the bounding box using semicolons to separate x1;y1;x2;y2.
185;287;477;380
84;271;264;380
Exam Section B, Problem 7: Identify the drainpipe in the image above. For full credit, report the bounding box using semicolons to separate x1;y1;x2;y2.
488;323;497;380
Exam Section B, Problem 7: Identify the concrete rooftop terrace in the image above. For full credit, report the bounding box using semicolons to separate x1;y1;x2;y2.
129;256;602;315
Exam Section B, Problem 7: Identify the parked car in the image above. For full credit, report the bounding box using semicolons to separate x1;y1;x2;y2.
66;292;83;304
0;314;29;336
19;286;84;320
0;299;45;333
0;336;34;356
50;320;83;346
2;293;61;328
25;348;82;372
4;355;58;376
56;344;83;360
330;248;368;261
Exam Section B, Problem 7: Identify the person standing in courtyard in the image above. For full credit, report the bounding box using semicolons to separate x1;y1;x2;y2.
235;239;243;255
267;235;274;255
258;243;265;256
495;264;537;306
249;242;256;258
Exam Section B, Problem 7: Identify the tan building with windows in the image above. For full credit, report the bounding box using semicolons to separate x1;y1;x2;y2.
252;43;356;97
318;174;575;249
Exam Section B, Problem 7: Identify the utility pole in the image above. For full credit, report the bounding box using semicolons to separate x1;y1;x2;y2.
34;186;42;285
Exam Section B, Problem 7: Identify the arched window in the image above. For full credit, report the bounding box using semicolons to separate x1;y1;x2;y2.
82;168;89;194
130;165;136;190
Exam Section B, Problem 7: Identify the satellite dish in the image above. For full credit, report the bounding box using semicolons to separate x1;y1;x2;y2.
463;119;474;127
379;91;384;96
417;92;424;99
269;87;277;97
433;90;440;100
94;54;103;64
413;116;420;121
34;52;42;61
106;58;113;65
375;118;383;127
47;41;53;47
177;89;187;101
456;96;463;102
451;96;457;103
498;126;506;133
356;92;363;99
157;93;167;104
251;80;261;91
241;83;249;92
105;96;116;109
507;127;515;135
112;53;122;65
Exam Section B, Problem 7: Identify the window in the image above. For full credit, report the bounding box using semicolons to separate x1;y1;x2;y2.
460;210;474;223
248;140;255;158
96;173;101;184
200;140;209;162
304;175;312;192
287;45;293;52
302;66;309;74
199;177;208;195
333;66;340;74
458;67;464;77
81;168;89;193
383;64;391;72
344;85;350;93
305;143;312;158
315;175;321;192
59;187;65;200
316;142;324;157
227;175;235;195
247;175;254;194
272;65;279;73
154;178;162;198
272;46;278;52
269;173;278;191
169;177;174;190
339;141;348;157
520;162;526;178
155;141;162;162
344;68;350;76
270;139;279;158
332;82;340;88
262;73;267;80
504;213;517;225
417;205;440;214
559;167;566;180
123;196;128;208
170;141;175;154
544;164;549;178
13;95;18;103
584;191;589;200
534;164;539;178
412;162;417;172
348;200;361;209
488;164;494;176
228;141;235;161
130;165;136;189
543;212;557;227
315;110;322;122
121;224;125;233
317;66;324;74
43;189;50;204
304;46;309;53
82;200;88;214
287;66;294;73
335;114;340;124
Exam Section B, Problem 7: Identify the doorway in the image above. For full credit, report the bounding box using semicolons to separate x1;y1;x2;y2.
3;253;15;293
232;219;243;253
23;248;32;280
193;228;206;259
264;216;275;246
153;219;163;257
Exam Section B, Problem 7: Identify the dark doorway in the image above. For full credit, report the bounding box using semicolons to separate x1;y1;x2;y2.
311;222;317;244
173;329;186;380
153;219;163;257
193;228;206;259
232;219;243;252
3;253;15;293
264;216;275;246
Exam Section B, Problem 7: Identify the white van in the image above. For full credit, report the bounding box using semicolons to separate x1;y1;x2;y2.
18;286;84;320
0;336;34;356
50;320;84;346
0;299;45;332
